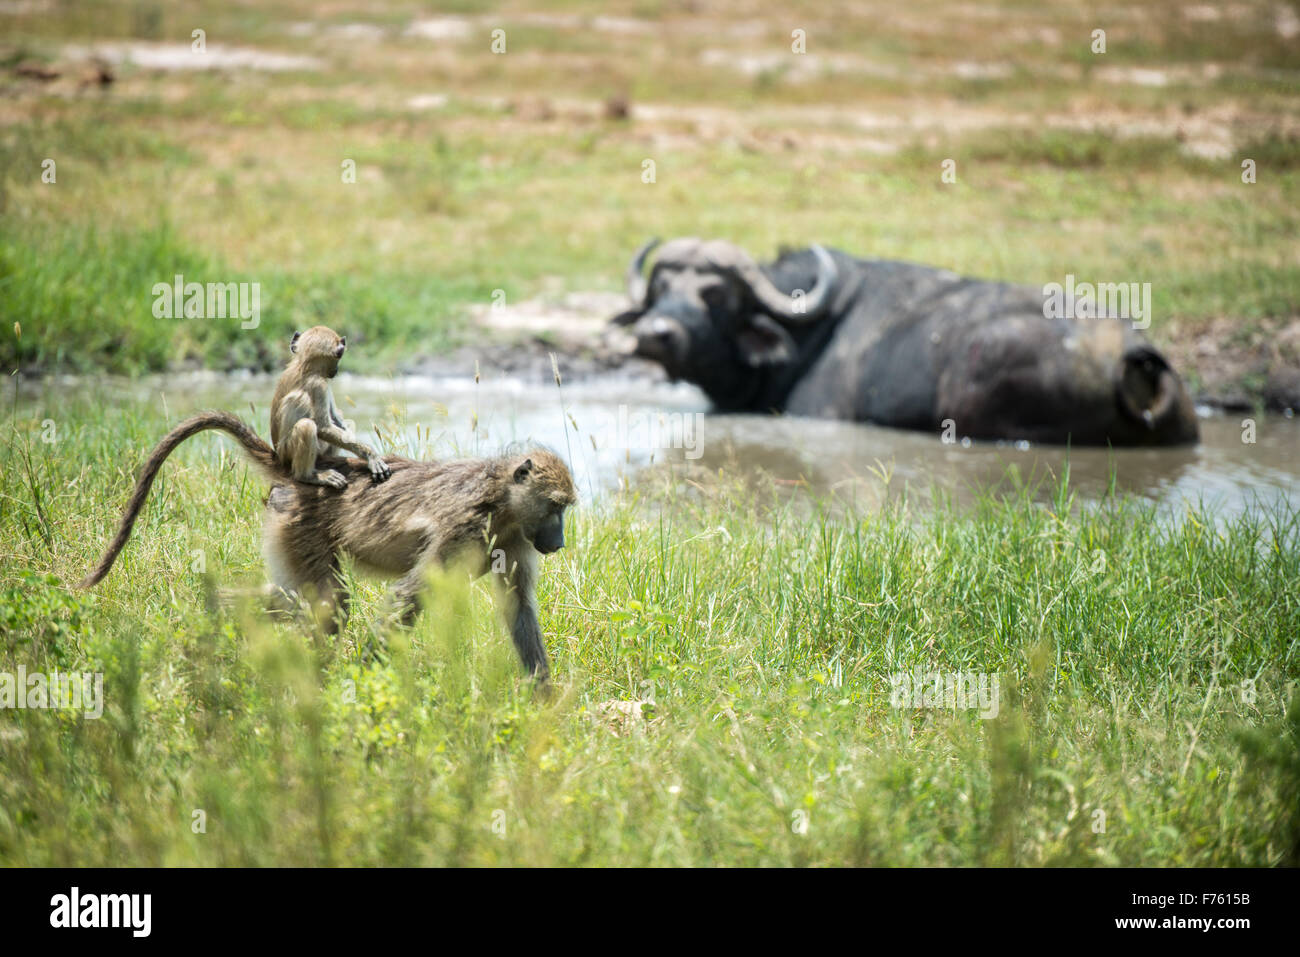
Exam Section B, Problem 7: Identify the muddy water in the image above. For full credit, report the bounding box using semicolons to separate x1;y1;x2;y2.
82;371;1300;521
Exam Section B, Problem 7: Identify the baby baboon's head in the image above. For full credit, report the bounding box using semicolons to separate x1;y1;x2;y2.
290;325;347;377
508;450;578;554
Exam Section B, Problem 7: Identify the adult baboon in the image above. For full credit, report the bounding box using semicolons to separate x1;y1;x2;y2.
79;411;576;680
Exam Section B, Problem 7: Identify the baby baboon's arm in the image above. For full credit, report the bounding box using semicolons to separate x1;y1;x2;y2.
319;394;390;482
318;421;392;482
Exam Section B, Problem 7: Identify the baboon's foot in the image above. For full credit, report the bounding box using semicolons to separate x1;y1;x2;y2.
308;469;348;490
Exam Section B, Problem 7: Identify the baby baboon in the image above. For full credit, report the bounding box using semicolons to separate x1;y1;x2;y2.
79;411;576;680
271;325;390;489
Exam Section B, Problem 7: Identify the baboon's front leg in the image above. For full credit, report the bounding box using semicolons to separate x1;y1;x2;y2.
510;602;550;682
303;573;349;636
498;552;550;681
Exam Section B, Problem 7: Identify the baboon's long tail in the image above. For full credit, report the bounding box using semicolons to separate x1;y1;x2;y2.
79;411;284;589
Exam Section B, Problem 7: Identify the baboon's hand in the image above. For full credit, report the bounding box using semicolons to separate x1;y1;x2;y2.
318;469;348;490
368;457;392;482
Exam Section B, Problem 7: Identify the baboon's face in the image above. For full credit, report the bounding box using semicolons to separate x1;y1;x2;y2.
511;454;577;554
531;506;567;554
290;326;347;377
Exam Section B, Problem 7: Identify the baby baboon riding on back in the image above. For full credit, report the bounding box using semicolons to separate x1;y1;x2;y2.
79;411;576;681
271;325;390;488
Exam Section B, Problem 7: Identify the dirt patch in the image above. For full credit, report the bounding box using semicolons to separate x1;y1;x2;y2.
287;22;387;43
402;12;760;40
399;291;664;387
469;290;625;346
62;42;323;72
404;91;1282;163
399;338;665;390
1163;316;1300;411
587;699;660;737
404;18;474;41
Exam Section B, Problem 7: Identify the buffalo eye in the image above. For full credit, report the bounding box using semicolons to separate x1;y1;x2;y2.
700;286;729;312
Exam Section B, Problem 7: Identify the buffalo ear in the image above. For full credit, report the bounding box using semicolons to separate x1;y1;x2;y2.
609;309;643;327
736;314;797;368
513;458;534;483
290;331;301;354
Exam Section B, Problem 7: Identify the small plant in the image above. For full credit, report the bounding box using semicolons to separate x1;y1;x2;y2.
0;573;87;668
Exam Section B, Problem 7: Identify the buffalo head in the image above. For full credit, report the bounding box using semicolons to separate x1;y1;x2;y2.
609;238;839;404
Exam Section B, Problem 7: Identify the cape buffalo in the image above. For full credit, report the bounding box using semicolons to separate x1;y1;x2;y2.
609;238;1199;446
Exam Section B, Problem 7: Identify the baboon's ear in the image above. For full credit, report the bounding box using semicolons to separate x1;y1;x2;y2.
513;458;534;483
338;335;347;348
290;331;301;354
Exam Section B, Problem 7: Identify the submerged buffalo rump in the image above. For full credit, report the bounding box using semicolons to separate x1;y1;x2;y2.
610;238;1198;446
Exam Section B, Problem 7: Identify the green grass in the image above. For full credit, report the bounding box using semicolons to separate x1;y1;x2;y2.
0;400;1297;865
0;220;475;373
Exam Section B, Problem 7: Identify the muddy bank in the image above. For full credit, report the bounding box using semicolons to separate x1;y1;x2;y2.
9;290;1299;413
396;291;671;389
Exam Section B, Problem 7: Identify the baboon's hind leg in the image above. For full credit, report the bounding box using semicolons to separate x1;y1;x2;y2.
285;417;347;489
254;498;347;633
388;553;440;628
215;581;299;618
302;567;349;636
359;553;437;663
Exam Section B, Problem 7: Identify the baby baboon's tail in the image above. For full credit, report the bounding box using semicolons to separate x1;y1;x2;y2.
79;411;283;588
